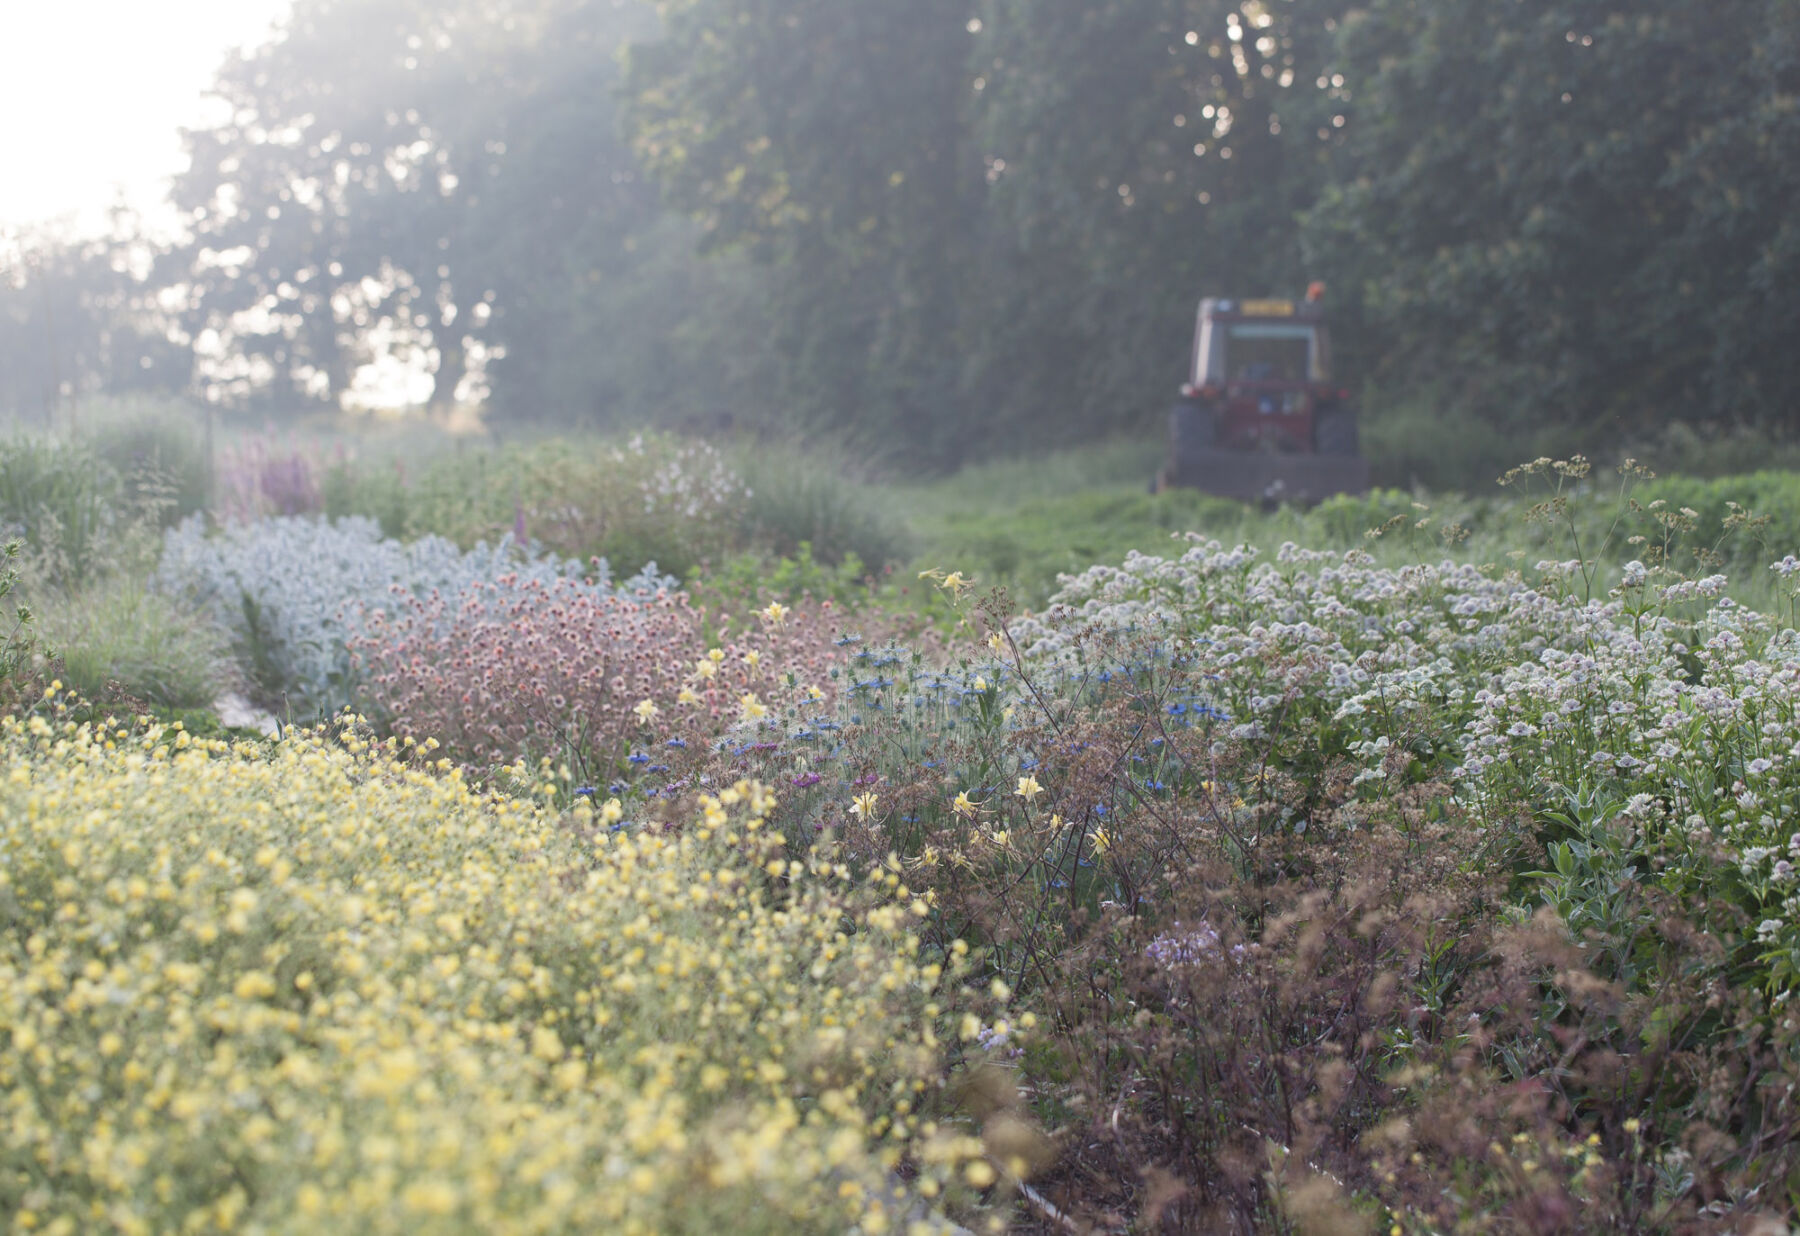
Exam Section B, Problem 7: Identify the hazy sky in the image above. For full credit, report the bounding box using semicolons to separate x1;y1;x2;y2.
0;0;292;235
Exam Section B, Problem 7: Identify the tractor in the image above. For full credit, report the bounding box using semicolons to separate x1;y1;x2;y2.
1156;283;1369;503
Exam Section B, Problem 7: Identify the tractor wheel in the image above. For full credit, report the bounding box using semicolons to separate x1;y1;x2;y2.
1170;401;1218;456
1314;408;1359;455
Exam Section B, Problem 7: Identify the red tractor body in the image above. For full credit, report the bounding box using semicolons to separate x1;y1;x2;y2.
1159;292;1369;503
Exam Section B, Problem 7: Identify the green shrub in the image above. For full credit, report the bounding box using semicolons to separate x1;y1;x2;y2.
320;455;410;539
31;573;229;709
85;398;213;525
0;539;36;707
0;434;124;587
371;433;748;577
728;441;914;568
690;544;876;613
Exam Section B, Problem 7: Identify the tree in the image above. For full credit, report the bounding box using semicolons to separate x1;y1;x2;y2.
1;215;189;421
1302;0;1800;447
169;0;676;418
626;0;987;461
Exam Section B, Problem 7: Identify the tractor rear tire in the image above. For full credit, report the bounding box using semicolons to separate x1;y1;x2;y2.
1170;401;1219;456
1314;408;1359;456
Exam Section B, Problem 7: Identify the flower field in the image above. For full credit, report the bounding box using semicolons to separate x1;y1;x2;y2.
4;433;1800;1231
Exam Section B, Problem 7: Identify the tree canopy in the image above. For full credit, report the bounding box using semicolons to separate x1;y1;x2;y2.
5;0;1796;480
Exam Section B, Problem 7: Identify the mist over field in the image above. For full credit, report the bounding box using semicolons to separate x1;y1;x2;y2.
6;5;1800;1233
2;0;1796;484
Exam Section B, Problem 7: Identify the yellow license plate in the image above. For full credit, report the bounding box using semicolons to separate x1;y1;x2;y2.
1238;299;1295;316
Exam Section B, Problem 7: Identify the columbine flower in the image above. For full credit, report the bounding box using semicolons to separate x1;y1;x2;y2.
952;790;981;819
739;693;768;722
1091;827;1111;854
760;601;790;626
1015;774;1043;802
850;792;880;820
634;698;659;724
677;687;699;706
694;659;718;680
918;567;975;597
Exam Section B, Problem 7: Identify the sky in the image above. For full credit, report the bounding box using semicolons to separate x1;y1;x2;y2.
0;0;293;237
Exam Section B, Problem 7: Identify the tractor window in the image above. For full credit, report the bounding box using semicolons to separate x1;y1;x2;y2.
1224;324;1316;382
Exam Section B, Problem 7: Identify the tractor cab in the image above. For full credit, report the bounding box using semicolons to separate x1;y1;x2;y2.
1159;285;1367;502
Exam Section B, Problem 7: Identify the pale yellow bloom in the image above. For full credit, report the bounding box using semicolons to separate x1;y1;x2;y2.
634;698;659;724
850;792;880;821
1015;774;1043;801
677;687;700;706
952;790;981;819
760;601;790;626
739;693;769;722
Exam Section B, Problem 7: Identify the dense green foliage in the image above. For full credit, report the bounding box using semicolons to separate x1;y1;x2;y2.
6;0;1796;483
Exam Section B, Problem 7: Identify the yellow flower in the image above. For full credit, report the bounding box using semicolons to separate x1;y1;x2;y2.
600;798;624;825
744;649;760;669
1015;775;1043;802
760;601;790;626
806;685;825;702
850;792;880;821
694;659;718;681
987;631;1004;653
952;791;981;819
1091;827;1110;854
707;647;726;664
917;568;974;597
739;693;768;722
634;698;659;724
677;687;699;706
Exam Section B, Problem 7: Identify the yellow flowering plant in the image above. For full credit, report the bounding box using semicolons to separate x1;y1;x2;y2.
0;710;997;1234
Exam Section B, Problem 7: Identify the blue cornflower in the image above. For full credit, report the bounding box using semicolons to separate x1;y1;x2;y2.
627;752;651;765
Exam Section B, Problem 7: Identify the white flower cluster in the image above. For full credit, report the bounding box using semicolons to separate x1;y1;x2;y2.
1010;538;1800;989
158;515;672;712
1011;539;1590;788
